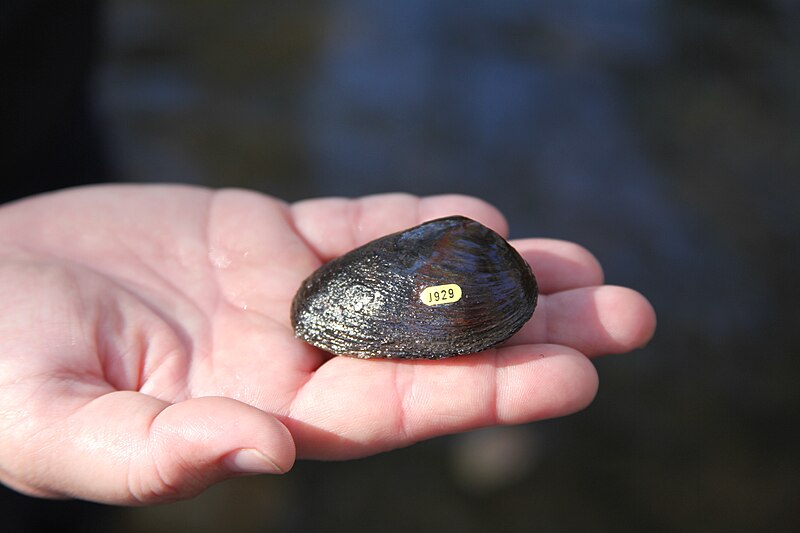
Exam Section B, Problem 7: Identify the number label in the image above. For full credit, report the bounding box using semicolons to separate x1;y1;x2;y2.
420;283;463;306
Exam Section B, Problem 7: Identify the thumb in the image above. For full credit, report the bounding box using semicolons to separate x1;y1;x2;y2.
6;392;295;504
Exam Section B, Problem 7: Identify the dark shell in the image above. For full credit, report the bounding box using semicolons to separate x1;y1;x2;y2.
290;216;537;359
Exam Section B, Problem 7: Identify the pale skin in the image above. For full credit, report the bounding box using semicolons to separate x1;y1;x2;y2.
0;185;656;505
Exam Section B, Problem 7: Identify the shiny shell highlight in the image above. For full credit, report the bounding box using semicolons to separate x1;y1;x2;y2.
290;216;537;359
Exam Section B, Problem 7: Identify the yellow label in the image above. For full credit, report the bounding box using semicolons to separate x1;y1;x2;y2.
420;283;463;306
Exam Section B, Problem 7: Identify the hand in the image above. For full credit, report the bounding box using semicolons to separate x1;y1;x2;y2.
0;185;655;504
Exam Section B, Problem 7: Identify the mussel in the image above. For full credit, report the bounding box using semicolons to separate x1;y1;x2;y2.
290;216;537;359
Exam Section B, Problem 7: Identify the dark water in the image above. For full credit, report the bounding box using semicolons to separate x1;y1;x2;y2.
7;0;800;531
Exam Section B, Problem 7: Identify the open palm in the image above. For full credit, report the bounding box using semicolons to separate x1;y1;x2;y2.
0;185;655;504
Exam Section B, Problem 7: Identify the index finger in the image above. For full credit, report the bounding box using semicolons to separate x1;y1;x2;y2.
290;193;508;261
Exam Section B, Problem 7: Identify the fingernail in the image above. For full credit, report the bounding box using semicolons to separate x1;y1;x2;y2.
225;449;284;475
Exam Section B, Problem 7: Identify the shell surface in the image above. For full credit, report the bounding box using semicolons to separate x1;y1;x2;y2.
290;216;537;359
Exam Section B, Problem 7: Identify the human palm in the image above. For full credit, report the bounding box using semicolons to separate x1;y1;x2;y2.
0;185;655;504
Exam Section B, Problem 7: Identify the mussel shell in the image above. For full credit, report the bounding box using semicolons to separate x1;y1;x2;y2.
290;216;537;359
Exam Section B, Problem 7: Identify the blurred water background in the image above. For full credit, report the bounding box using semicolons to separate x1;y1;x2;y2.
3;0;799;531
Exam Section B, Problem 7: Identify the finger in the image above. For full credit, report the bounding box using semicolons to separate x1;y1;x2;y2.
508;285;657;357
512;238;604;293
284;344;598;460
3;393;295;504
290;193;508;261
